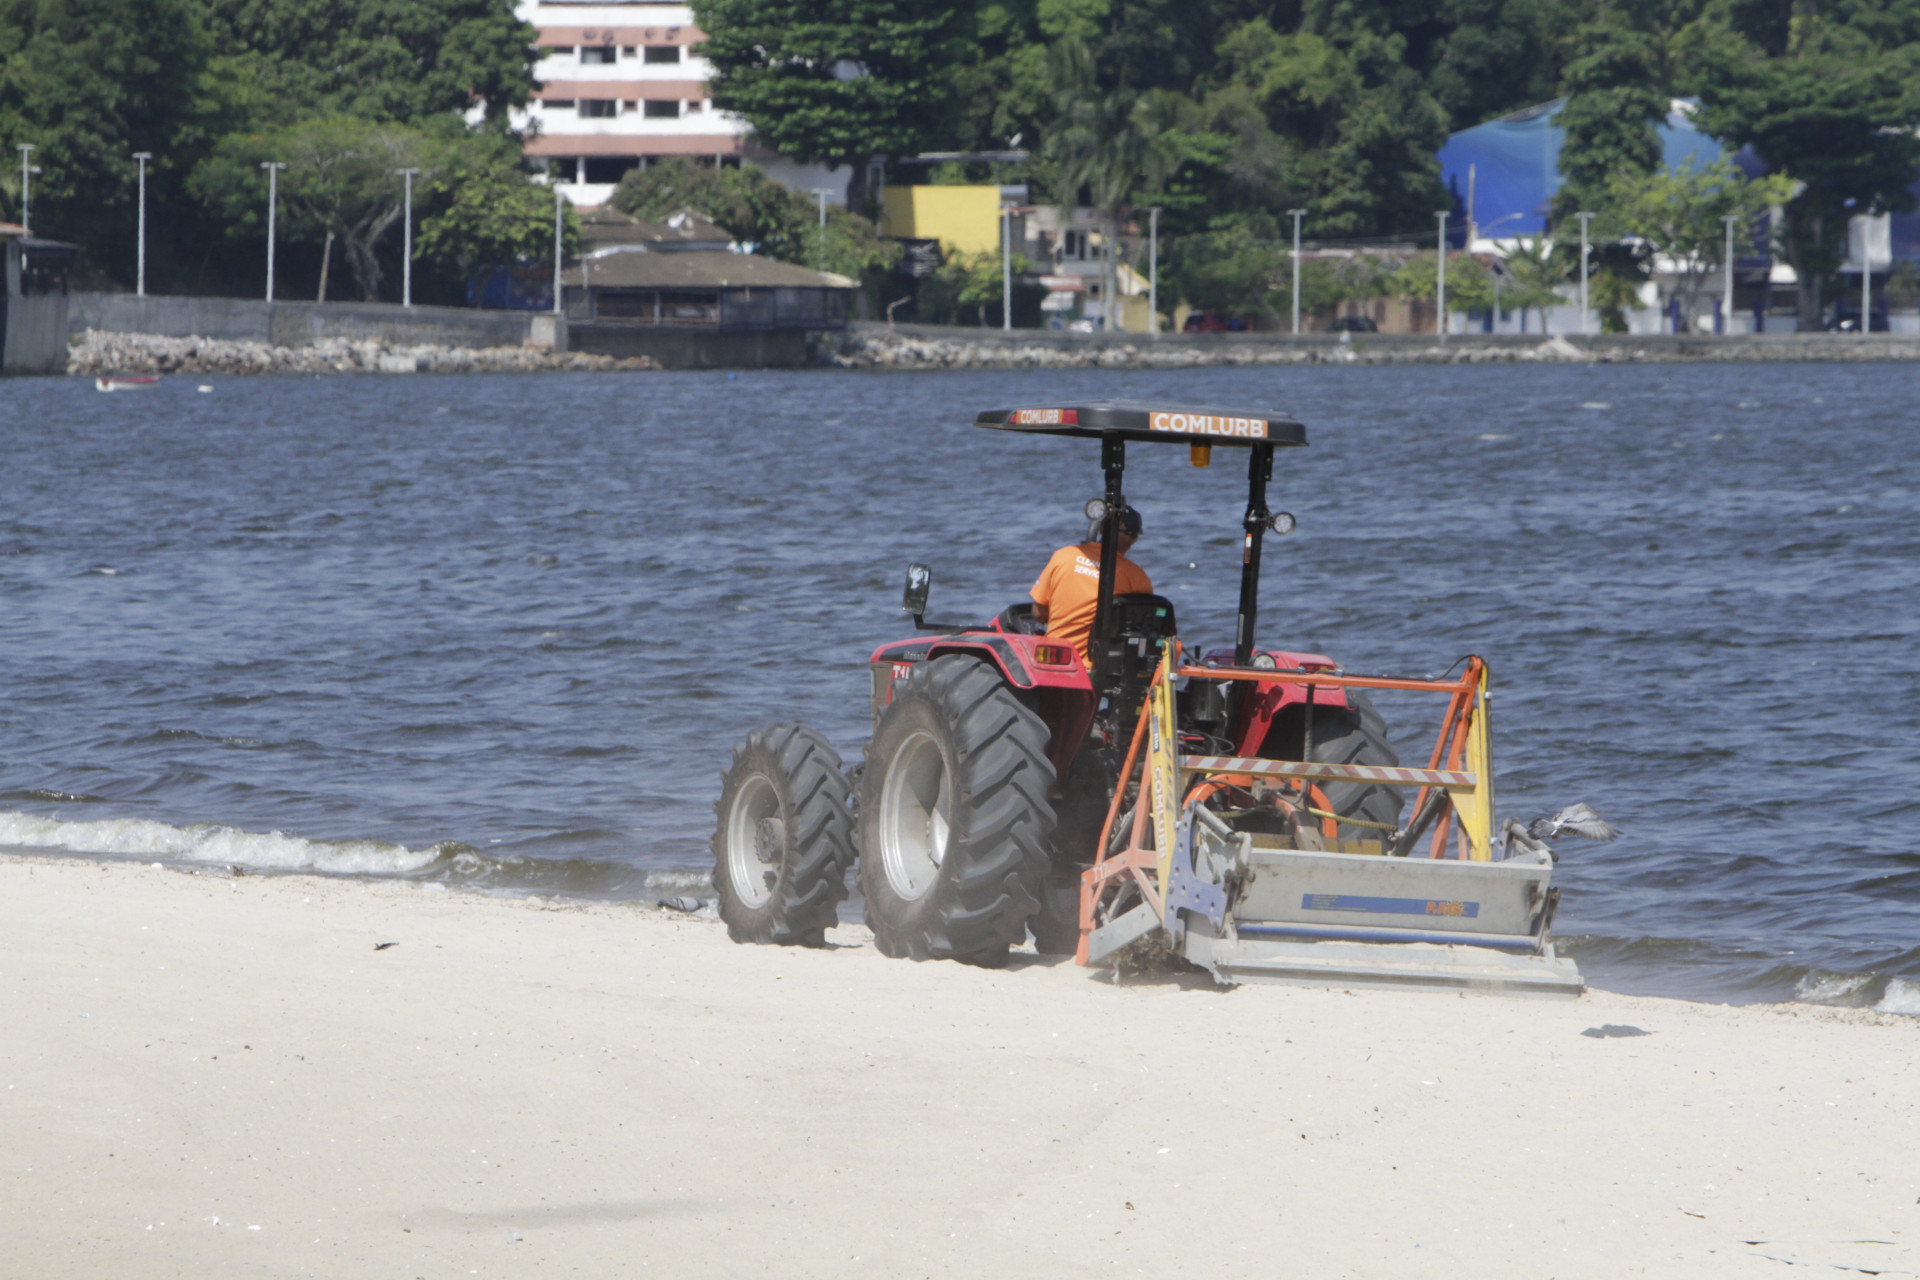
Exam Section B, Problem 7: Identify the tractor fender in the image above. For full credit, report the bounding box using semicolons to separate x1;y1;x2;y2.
867;634;1095;783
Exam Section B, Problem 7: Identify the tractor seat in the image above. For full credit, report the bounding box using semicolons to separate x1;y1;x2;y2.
997;603;1049;635
1106;593;1178;639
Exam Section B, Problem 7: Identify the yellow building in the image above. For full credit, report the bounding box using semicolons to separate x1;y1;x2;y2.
878;186;1004;255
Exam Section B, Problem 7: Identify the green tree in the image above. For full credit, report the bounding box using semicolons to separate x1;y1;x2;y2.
1491;238;1568;332
918;248;1033;325
197;0;535;125
610;158;811;258
1163;224;1288;321
1044;39;1184;329
690;0;958;212
191;116;441;300
1601;155;1792;330
417;149;578;278
1552;15;1670;219
1698;49;1920;327
1393;250;1496;318
0;0;210;276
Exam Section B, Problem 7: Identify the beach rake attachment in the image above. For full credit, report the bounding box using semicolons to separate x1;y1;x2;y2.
1076;648;1584;998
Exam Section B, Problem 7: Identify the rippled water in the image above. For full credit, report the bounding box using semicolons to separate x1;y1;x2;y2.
2;363;1915;1008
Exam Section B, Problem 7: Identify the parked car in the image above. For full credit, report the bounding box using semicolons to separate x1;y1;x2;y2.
1330;315;1379;333
1182;312;1248;333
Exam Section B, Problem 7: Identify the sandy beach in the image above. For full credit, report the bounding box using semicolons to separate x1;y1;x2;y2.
2;855;1914;1279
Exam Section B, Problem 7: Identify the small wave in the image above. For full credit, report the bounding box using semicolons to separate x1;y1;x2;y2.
1878;979;1920;1016
1794;969;1876;1006
0;810;444;875
645;869;714;893
1;789;109;804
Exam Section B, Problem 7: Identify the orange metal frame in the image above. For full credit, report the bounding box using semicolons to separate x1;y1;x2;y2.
1073;651;1490;965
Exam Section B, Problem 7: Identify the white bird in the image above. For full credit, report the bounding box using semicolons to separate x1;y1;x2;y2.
1527;803;1619;843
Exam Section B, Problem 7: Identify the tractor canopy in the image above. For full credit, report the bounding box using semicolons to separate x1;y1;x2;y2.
975;401;1308;447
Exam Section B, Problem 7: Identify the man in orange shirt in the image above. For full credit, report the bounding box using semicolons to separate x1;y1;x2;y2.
1030;506;1152;666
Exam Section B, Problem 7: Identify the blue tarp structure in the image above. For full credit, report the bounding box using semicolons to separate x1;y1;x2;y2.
1438;99;1760;242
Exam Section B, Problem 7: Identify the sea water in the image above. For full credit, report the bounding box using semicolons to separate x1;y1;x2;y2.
1;362;1914;1008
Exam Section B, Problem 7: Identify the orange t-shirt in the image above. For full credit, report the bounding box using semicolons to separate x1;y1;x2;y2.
1030;542;1152;666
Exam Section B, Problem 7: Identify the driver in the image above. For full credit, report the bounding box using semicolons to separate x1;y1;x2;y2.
1030;506;1151;667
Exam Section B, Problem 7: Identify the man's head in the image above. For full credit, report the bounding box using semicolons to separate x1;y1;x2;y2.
1088;505;1143;552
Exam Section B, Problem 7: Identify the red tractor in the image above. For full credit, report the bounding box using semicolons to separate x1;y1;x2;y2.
712;401;1406;967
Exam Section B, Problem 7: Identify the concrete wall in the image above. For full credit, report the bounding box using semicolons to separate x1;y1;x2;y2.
68;294;566;352
2;293;71;375
569;324;808;368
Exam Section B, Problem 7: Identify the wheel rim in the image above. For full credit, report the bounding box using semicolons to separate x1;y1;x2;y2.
724;773;781;909
878;731;951;901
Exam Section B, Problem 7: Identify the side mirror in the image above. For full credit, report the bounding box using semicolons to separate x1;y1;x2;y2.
902;563;932;620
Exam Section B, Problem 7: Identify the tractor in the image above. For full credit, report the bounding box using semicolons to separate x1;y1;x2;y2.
711;402;1581;995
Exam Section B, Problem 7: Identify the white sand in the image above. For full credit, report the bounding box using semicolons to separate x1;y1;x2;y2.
2;855;1916;1278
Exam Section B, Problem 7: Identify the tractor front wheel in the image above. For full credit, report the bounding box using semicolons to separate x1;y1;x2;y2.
857;656;1055;965
712;723;855;946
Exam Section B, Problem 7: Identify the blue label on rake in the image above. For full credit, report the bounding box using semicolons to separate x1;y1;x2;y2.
1302;894;1480;919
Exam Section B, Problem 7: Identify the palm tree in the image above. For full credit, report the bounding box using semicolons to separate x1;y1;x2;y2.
1043;41;1183;331
1497;237;1568;335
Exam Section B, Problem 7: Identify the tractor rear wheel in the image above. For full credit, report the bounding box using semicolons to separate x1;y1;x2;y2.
712;723;855;946
1304;690;1403;837
857;656;1055;965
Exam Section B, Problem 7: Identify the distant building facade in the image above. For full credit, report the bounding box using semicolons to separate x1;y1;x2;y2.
513;0;852;208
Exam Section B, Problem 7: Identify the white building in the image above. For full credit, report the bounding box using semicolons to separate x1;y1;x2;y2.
514;0;852;208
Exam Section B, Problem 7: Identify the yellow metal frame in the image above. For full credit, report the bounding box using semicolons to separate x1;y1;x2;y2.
1074;649;1499;966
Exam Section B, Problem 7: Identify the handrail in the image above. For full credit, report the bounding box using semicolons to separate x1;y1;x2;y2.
1179;756;1476;788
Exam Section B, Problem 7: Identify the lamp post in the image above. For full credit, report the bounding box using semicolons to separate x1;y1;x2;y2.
1001;203;1013;332
260;161;286;302
16;144;33;233
1288;209;1306;334
1435;211;1449;337
1721;214;1738;335
811;188;831;269
552;185;563;315
1147;206;1159;338
1861;228;1872;337
396;167;419;307
1576;211;1594;336
133;152;151;297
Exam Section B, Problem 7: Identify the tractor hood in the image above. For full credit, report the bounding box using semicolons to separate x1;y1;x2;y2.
975;401;1307;447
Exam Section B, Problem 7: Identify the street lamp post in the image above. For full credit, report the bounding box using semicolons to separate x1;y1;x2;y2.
1288;209;1306;334
260;161;286;302
16;144;34;233
552;186;563;316
1435;211;1450;338
1001;203;1013;332
1721;214;1738;335
1862;227;1872;337
1576;211;1594;336
133;152;151;297
1147;206;1159;338
396;167;419;307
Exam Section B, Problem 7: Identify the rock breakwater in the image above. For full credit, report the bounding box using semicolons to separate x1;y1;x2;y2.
824;326;1920;369
825;330;1596;370
70;330;655;376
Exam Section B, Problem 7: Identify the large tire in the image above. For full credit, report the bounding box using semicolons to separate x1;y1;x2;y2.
1303;690;1403;837
857;655;1055;965
712;723;855;946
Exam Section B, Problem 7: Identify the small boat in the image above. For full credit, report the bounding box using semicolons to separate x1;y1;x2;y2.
95;375;160;392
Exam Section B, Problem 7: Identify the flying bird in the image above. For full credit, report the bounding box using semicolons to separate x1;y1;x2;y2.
1527;803;1619;843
